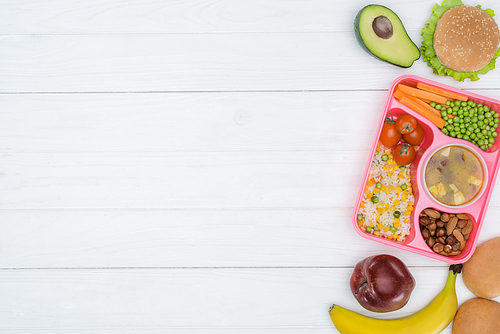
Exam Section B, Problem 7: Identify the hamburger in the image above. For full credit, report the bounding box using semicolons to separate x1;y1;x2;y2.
421;0;500;81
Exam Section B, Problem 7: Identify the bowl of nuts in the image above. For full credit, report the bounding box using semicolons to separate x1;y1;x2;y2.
419;208;474;257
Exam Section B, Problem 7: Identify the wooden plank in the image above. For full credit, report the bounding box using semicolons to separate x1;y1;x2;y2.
0;91;385;152
1;207;500;268
2;149;500;209
0;267;494;333
0;0;442;34
2;33;500;93
0;150;366;209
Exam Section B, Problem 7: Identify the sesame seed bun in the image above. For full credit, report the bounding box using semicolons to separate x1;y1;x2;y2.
433;5;500;72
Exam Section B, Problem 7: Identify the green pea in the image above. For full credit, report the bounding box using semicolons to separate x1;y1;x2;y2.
435;104;442;110
371;196;379;203
401;184;407;190
390;226;397;233
373;225;379;231
382;154;389;161
365;226;372;233
357;214;363;221
399;166;406;170
376;182;382;189
430;102;436;108
393;211;401;218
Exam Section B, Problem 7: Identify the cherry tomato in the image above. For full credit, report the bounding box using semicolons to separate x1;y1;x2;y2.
396;114;418;134
402;125;424;146
393;143;416;165
380;114;402;148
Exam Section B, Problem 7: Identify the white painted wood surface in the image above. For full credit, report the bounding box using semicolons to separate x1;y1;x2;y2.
1;0;500;332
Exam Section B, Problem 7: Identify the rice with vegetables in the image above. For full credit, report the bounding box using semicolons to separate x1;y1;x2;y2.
357;142;414;241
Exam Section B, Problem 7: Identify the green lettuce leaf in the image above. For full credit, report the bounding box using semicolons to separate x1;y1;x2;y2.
421;0;500;81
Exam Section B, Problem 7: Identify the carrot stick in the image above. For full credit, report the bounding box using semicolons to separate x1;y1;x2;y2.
394;88;432;104
397;84;448;105
447;114;455;119
399;96;446;129
416;82;468;102
394;89;441;118
407;96;441;118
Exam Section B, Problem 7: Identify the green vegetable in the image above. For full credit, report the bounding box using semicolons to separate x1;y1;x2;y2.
371;196;379;203
401;184;407;190
357;214;364;221
365;226;372;232
376;182;382;189
440;99;500;151
393;211;401;218
390;226;397;233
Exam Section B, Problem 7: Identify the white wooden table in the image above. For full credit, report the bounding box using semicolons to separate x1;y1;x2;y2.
1;1;499;333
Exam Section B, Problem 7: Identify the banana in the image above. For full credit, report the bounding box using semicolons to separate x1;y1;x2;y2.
329;264;462;334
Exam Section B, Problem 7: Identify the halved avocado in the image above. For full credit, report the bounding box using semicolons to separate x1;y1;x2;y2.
354;5;420;68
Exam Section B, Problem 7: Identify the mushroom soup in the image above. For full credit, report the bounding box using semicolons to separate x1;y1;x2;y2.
425;145;484;206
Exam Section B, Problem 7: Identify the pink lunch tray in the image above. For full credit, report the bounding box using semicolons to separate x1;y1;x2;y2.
353;75;500;263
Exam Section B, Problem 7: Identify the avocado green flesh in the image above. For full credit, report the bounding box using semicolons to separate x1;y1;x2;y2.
355;5;420;68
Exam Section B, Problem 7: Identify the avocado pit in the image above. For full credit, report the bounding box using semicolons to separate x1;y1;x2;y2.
373;16;393;39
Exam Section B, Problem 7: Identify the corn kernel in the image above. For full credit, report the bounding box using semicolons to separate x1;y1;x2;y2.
376;216;380;223
377;223;383;230
384;226;390;232
373;188;380;194
360;202;365;208
393;199;400;206
374;231;381;236
388;185;395;192
395;186;402;193
390;206;396;211
404;210;411;216
383;165;390;171
402;193;407;201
